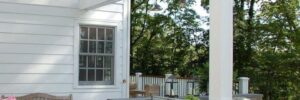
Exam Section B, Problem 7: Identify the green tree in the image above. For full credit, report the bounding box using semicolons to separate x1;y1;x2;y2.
130;0;209;77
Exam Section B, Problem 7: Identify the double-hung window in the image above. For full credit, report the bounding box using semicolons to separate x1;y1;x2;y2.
79;25;114;85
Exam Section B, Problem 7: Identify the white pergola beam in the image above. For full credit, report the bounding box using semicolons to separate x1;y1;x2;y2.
209;0;233;100
80;0;121;10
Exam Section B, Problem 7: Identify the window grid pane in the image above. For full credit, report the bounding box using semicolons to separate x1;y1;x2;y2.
97;41;104;53
79;69;86;81
96;69;103;81
98;28;105;40
89;41;96;53
105;42;113;54
79;55;87;68
79;26;114;85
89;28;97;40
106;28;113;40
80;27;88;39
88;69;95;81
80;41;88;53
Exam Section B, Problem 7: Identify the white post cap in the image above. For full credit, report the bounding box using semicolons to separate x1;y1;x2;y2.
238;77;249;80
135;72;142;76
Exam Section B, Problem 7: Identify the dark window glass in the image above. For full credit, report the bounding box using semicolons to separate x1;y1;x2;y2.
89;28;96;40
80;41;88;53
88;69;95;81
79;56;86;68
106;29;113;40
79;69;86;81
105;42;113;53
98;28;105;40
96;69;103;81
96;56;103;68
80;27;88;39
89;41;96;53
104;56;112;68
104;69;111;80
88;56;95;68
97;41;104;53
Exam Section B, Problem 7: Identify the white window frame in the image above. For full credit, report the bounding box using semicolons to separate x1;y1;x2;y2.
74;20;122;89
79;25;115;85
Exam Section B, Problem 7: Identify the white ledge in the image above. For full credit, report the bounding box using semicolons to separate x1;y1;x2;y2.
80;0;121;10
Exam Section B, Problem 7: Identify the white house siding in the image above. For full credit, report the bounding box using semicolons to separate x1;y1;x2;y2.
0;0;126;99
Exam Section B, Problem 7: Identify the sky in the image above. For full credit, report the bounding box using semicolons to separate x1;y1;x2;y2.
190;0;209;29
149;0;208;16
190;0;209;16
149;0;209;29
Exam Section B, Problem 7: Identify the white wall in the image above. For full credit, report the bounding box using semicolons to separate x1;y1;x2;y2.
0;0;127;99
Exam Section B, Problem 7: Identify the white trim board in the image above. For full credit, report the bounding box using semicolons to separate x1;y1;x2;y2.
73;20;123;89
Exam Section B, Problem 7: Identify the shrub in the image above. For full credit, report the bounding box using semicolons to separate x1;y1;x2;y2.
184;95;199;100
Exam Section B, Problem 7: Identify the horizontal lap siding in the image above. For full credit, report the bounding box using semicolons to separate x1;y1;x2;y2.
0;84;73;93
0;1;75;94
0;2;79;17
0;0;78;8
0;13;74;26
0;44;73;55
0;33;73;45
0;23;73;36
0;22;74;36
0;74;73;84
0;54;73;64
0;85;123;94
0;64;73;74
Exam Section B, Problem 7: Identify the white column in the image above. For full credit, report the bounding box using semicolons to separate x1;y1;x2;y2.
135;72;142;91
238;77;249;94
209;0;233;99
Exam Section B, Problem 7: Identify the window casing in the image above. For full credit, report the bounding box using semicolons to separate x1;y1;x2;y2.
79;25;114;85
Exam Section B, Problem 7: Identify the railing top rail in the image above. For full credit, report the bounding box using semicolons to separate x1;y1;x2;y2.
130;75;197;80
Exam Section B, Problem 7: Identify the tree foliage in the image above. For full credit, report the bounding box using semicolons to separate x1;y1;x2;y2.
130;0;209;77
206;0;300;99
131;0;300;99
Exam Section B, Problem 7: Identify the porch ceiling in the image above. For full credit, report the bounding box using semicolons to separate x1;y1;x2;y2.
79;0;121;10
